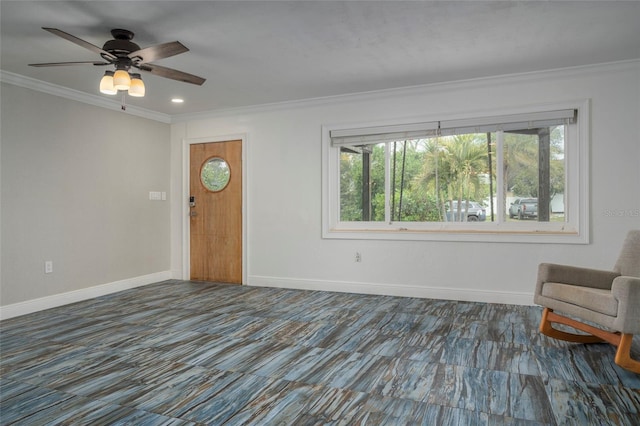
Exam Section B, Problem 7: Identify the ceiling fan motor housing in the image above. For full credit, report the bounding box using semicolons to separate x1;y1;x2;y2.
102;29;140;59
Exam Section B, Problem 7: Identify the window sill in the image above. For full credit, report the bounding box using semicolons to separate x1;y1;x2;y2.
323;223;585;244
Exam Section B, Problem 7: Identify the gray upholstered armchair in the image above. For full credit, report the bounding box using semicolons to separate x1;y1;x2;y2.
534;230;640;373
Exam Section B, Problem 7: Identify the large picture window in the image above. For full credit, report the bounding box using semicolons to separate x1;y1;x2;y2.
322;102;589;243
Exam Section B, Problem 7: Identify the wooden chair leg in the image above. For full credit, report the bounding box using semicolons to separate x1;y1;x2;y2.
540;308;640;374
539;308;605;344
615;334;640;374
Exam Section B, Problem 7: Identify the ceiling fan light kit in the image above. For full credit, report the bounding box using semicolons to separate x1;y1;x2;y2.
128;74;145;97
112;69;131;90
100;68;144;97
30;27;206;101
99;70;117;95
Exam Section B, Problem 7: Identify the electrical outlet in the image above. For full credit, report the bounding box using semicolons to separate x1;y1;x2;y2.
44;261;53;274
355;252;362;263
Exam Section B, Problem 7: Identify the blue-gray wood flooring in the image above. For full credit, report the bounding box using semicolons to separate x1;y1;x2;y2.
1;280;639;425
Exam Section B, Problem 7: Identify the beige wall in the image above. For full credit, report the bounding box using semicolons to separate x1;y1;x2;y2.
1;83;171;305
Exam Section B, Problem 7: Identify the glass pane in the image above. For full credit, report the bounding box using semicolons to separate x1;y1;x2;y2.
504;126;565;222
337;128;566;224
201;157;230;192
415;134;492;222
391;139;439;222
340;143;385;221
339;135;496;223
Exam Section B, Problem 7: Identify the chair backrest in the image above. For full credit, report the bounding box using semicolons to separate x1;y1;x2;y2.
614;230;640;277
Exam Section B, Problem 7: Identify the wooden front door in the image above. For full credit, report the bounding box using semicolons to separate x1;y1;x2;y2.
190;140;242;283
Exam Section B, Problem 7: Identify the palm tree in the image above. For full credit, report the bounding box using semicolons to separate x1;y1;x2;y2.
414;138;451;220
441;135;488;221
415;135;488;221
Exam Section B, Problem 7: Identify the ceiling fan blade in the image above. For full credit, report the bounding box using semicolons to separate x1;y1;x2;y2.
137;63;206;86
29;61;110;67
128;41;189;64
42;27;116;61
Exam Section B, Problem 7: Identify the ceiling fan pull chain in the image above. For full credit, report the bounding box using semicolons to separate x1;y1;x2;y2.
121;93;126;111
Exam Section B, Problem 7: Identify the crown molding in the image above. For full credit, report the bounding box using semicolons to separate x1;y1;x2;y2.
0;70;171;124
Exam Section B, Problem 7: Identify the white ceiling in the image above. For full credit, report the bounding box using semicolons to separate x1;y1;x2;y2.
1;1;639;116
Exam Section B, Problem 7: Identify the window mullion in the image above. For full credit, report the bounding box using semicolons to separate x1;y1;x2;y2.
496;131;505;223
384;142;391;223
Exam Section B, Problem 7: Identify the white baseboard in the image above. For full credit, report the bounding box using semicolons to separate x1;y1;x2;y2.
248;275;535;306
0;271;172;320
1;273;534;321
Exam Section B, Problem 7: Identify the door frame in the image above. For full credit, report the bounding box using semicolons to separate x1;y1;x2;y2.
181;134;248;283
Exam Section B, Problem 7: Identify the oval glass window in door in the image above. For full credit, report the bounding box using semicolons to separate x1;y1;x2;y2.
201;157;230;192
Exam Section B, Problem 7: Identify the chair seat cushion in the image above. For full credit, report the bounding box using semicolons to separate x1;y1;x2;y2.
541;283;619;317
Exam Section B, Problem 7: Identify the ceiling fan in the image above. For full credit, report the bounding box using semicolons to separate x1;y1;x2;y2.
29;27;206;97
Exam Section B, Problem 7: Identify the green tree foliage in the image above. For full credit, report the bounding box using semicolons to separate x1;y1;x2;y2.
339;126;565;222
340;144;386;221
503;127;565;197
340;150;363;220
414;134;490;221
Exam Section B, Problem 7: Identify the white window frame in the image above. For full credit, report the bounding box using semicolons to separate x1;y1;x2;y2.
321;100;590;244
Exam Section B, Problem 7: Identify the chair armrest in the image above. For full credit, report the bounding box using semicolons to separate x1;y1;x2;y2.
538;263;620;288
535;263;620;299
612;276;640;334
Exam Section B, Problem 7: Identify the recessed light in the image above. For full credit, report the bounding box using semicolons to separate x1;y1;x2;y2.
171;98;184;104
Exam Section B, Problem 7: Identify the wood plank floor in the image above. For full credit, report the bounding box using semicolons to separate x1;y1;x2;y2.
1;280;639;425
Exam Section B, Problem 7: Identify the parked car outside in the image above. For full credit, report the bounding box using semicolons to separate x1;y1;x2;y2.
509;198;538;219
446;201;487;222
